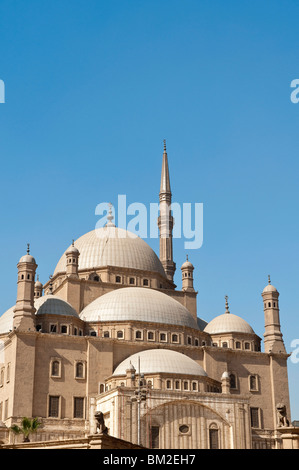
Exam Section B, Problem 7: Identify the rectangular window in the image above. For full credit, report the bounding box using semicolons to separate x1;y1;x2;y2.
4;399;8;420
49;396;60;418
150;426;160;449
250;407;260;428
74;397;84;419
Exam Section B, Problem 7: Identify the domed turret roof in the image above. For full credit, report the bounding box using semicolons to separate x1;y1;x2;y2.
113;349;207;377
53;227;166;277
262;276;278;293
80;287;199;329
204;312;255;335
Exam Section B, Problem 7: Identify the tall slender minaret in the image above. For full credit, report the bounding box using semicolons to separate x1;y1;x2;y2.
13;244;37;331
262;276;286;353
158;140;176;282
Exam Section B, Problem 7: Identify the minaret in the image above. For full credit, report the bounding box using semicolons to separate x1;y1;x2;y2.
158;140;176;282
181;255;194;291
34;275;43;299
13;244;37;331
262;276;286;353
65;240;80;278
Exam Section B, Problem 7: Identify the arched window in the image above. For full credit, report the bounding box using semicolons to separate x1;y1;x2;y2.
235;341;241;349
166;380;172;389
245;342;250;350
160;333;166;341
268;302;271;308
51;360;60;377
76;362;84;378
209;426;219;449
103;331;110;338
172;334;178;343
194;338;199;346
143;279;149;286
249;375;257;391
61;325;68;334
135;330;142;339
116;276;121;283
230;373;236;389
117;330;124;339
147;331;154;340
129;277;135;285
222;342;228;348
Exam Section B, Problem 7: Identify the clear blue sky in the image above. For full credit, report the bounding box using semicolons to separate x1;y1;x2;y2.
0;0;299;419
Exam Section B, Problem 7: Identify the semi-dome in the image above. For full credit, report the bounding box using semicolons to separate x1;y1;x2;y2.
80;287;199;330
53;227;166;277
113;349;207;377
0;306;15;335
35;295;79;317
204;313;255;335
0;295;79;334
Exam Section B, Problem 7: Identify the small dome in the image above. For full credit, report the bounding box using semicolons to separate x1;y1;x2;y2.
181;256;194;269
35;295;79;317
0;296;79;334
19;254;36;264
113;349;207;377
80;287;199;329
66;243;79;255
263;284;278;293
54;227;166;277
204;313;255;335
221;371;230;380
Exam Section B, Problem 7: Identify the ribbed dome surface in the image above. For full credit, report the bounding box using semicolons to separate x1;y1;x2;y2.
35;295;79;317
80;287;199;329
113;349;207;377
53;227;166;277
204;313;254;335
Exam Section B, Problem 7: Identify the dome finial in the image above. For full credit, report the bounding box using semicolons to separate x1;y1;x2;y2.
27;243;30;255
106;202;116;227
268;274;271;284
163;139;167;153
225;295;230;314
186;254;188;261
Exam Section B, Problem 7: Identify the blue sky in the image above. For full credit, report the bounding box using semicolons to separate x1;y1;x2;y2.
0;0;299;419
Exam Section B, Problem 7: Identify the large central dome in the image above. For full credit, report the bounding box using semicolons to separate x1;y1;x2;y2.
54;226;166;277
80;287;199;330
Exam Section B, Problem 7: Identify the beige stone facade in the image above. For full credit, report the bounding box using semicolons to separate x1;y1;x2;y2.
0;144;293;449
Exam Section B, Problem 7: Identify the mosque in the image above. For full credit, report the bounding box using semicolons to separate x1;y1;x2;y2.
0;143;293;449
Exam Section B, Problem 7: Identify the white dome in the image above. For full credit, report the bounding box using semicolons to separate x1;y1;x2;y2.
80;287;199;329
0;296;79;334
53;227;166;277
204;313;255;335
113;349;207;377
0;306;15;334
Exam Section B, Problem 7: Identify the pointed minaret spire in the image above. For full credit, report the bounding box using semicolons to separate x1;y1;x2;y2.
158;140;176;282
160;139;171;197
225;295;230;314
